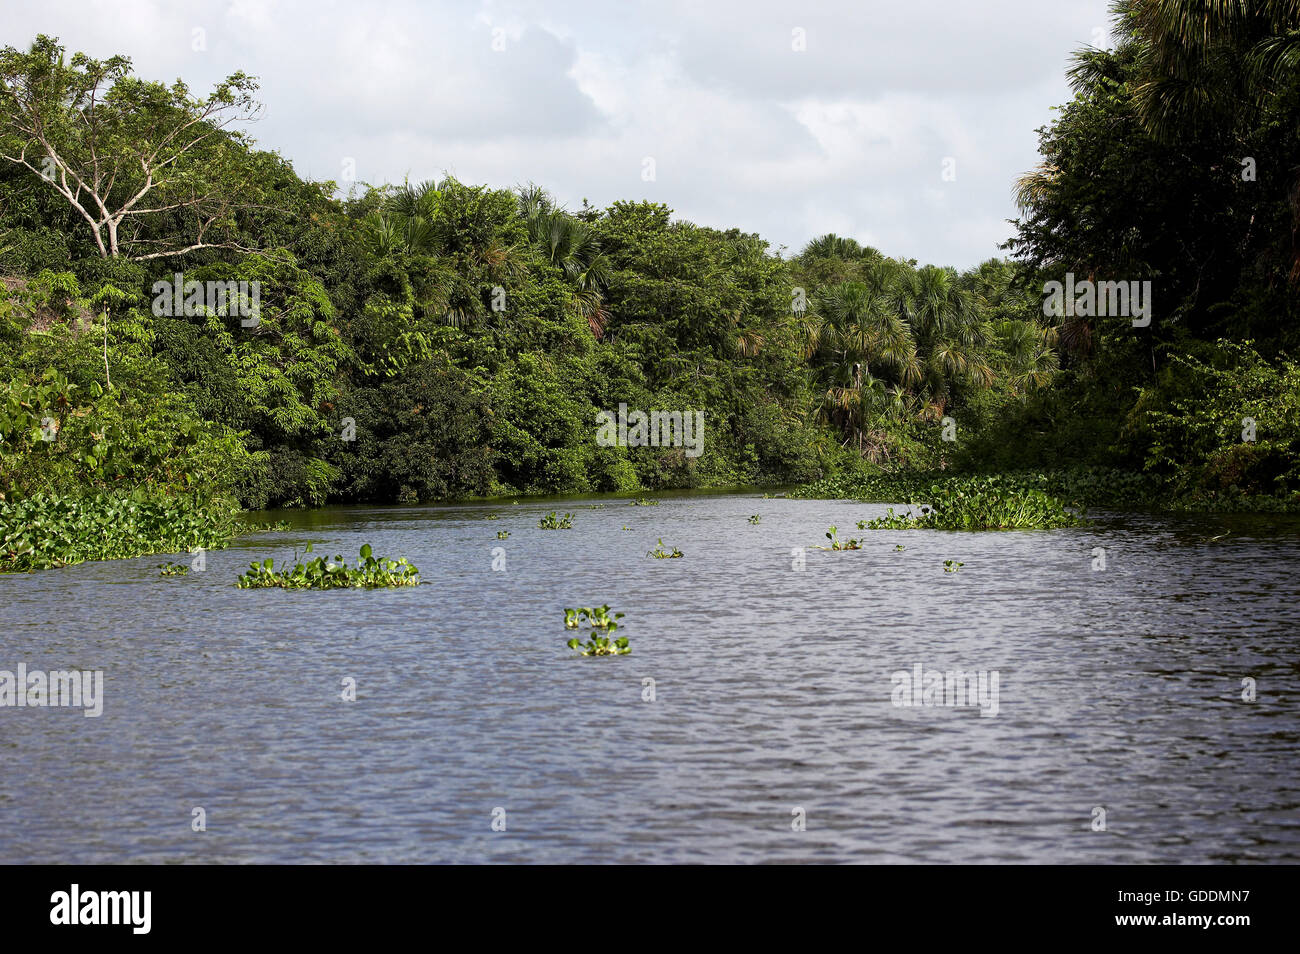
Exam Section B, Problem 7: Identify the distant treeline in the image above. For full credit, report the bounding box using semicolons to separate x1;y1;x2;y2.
2;0;1298;524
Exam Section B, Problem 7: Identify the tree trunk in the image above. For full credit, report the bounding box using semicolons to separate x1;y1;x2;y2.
101;309;112;390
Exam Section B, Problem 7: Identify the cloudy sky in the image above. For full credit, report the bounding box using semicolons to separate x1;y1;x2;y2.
2;0;1115;267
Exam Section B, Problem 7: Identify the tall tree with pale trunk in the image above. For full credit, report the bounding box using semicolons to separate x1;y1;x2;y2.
0;34;263;260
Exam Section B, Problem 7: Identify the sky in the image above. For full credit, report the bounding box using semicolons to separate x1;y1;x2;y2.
1;0;1116;268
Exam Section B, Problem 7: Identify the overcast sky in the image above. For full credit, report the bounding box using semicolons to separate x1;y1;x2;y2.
3;0;1116;268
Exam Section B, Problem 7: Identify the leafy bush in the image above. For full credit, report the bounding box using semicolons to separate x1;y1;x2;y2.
1133;341;1300;510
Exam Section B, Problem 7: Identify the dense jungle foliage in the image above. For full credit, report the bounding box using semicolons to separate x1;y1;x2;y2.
1;1;1298;567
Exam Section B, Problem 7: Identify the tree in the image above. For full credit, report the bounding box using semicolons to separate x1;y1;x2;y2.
518;185;612;337
0;35;262;260
1111;0;1300;145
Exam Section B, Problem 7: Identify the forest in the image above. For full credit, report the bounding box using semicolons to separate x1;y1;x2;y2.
2;0;1298;569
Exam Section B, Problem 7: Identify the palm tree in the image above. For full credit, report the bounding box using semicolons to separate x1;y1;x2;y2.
806;281;921;387
361;179;442;257
800;276;922;457
799;233;882;263
994;319;1060;394
517;185;612;336
360;177;526;329
1105;0;1300;144
898;265;991;410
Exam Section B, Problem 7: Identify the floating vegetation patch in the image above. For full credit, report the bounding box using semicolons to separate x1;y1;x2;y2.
862;482;1084;531
944;560;964;573
564;604;629;656
243;518;292;532
647;538;683;559
496;530;510;539
564;605;623;629
0;492;240;572
537;511;574;529
157;561;190;576
629;498;659;507
748;514;761;524
817;525;862;551
793;469;1150;511
236;543;420;589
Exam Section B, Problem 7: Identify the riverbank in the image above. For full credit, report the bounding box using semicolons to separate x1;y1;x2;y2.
791;466;1300;514
7;463;1300;573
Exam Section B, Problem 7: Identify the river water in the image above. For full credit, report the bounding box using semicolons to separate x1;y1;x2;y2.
2;492;1297;863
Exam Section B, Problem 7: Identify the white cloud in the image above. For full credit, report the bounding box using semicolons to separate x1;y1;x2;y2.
1;0;1113;267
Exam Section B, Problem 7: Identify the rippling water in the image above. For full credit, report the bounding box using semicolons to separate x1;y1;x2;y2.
2;492;1298;863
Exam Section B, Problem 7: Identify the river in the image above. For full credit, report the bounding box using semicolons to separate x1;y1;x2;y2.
2;492;1297;863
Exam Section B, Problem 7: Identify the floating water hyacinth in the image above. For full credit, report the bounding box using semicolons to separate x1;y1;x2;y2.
860;479;1085;531
818;525;862;551
564;605;629;656
537;511;573;529
564;605;623;629
647;538;683;559
236;543;420;589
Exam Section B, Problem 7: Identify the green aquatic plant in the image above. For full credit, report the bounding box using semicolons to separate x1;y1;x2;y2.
496;530;510;539
861;480;1085;531
943;560;964;573
243;518;292;532
567;626;630;656
629;498;659;506
564;605;624;629
647;538;683;559
894;544;905;551
236;543;420;589
794;471;1136;513
564;604;629;655
748;514;761;524
157;561;190;576
537;511;574;529
819;525;862;551
0;492;241;572
485;514;500;520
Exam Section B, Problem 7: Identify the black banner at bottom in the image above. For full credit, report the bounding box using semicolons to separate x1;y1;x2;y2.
4;864;1286;941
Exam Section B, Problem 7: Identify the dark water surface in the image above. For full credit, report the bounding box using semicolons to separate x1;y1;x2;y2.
2;492;1298;863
